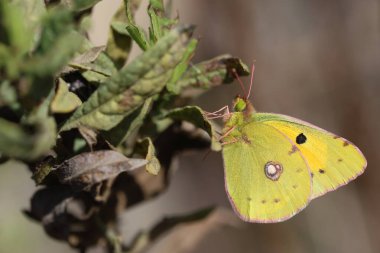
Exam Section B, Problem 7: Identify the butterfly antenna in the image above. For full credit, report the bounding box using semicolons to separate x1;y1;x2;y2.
232;69;247;98
247;63;255;99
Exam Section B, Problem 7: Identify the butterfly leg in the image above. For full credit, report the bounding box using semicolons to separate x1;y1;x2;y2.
203;105;229;116
218;125;236;141
204;106;231;120
221;137;238;146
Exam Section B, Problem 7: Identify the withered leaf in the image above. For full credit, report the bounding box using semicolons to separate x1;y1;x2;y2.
54;150;147;190
78;126;98;150
51;78;82;113
71;46;105;65
135;137;160;175
176;54;250;91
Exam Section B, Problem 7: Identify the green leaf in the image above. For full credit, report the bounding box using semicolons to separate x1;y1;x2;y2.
0;117;56;161
63;44;118;82
66;45;106;75
148;0;175;43
0;0;39;78
35;8;74;54
19;29;83;110
0;0;31;56
81;55;117;82
12;0;46;51
126;24;150;51
176;55;250;91
51;78;82;113
105;1;142;68
149;0;164;11
26;85;55;121
70;45;106;66
9;88;56;160
22;7;84;77
135;137;160;175
70;35;118;82
165;106;221;151
166;38;197;94
103;97;153;147
60;25;194;132
106;21;132;69
148;8;163;43
124;0;151;51
0;80;18;107
23;31;83;77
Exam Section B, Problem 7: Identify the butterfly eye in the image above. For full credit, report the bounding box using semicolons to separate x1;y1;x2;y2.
264;161;283;181
233;97;247;112
296;133;307;144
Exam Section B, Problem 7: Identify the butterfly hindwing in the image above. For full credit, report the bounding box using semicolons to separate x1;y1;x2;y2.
256;113;367;199
222;113;312;222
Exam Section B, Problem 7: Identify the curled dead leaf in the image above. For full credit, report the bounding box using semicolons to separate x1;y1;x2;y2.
53;150;147;190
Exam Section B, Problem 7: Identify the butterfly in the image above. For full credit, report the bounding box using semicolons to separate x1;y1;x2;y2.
206;64;367;223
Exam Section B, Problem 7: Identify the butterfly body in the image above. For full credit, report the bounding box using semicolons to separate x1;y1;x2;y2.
222;98;367;223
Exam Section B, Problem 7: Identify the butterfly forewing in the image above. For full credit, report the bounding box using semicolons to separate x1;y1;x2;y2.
222;114;312;223
257;113;367;199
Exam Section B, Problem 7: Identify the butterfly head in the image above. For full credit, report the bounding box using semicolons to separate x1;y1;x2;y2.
233;95;247;112
232;95;255;116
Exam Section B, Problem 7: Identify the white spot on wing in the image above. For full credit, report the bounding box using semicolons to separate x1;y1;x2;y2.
264;161;283;181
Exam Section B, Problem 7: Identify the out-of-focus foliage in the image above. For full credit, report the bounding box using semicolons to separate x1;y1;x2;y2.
0;0;248;252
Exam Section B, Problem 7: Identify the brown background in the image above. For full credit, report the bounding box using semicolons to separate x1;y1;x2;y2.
0;0;379;252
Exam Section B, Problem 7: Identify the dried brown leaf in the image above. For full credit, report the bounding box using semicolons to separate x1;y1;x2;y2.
53;150;147;190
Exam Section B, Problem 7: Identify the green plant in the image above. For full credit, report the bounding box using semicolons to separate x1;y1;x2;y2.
0;0;248;252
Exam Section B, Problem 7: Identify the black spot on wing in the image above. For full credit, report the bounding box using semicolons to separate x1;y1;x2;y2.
319;169;325;174
296;133;307;144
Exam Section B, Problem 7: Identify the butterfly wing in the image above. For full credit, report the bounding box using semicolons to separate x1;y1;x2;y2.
256;113;367;199
222;115;312;223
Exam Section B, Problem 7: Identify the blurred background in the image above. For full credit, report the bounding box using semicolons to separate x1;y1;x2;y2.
0;0;379;252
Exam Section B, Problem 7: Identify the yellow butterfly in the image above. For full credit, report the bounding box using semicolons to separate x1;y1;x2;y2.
209;65;367;223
